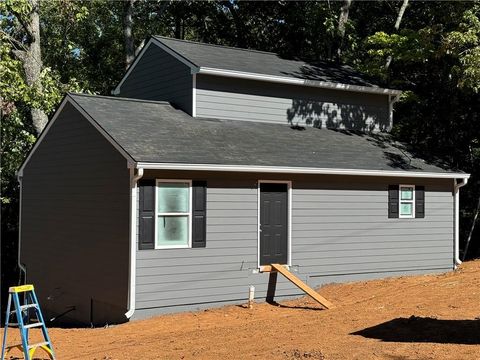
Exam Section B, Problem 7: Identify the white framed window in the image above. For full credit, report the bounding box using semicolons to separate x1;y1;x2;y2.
399;184;415;218
155;179;192;249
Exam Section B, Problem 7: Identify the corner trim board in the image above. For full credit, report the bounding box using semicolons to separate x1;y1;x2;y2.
17;174;27;282
388;93;401;130
192;73;197;117
136;162;470;180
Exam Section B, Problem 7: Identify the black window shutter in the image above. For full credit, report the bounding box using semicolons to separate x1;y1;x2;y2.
415;186;425;218
138;180;155;250
388;185;399;218
192;181;207;248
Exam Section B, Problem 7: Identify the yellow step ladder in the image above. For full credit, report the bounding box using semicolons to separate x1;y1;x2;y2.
1;285;55;360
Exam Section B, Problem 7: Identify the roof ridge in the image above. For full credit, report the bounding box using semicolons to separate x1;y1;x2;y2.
67;92;171;106
154;35;279;56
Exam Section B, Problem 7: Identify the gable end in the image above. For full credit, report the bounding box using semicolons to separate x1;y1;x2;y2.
18;95;135;177
114;38;195;115
114;37;198;95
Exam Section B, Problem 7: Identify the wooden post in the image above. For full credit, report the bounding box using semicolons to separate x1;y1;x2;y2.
270;264;334;309
266;271;278;304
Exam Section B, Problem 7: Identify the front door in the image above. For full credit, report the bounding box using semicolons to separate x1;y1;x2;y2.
259;182;289;266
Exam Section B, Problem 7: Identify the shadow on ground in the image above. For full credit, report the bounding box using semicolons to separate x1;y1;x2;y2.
266;300;323;311
235;301;323;311
351;316;480;345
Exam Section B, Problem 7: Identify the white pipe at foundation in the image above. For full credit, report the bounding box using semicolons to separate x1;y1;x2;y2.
248;285;255;309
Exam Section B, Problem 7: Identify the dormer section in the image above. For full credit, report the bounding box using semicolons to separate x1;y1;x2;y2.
195;74;398;132
115;37;195;115
114;36;401;132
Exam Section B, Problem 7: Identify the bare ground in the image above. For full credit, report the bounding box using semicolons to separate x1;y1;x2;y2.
3;260;480;360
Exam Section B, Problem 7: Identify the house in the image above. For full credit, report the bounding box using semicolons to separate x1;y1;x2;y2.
17;37;469;325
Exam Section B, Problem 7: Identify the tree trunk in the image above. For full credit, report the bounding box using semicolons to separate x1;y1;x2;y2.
174;15;181;39
394;0;409;30
337;0;352;60
124;0;136;69
462;196;480;261
385;0;409;70
21;0;48;136
135;39;145;57
226;1;247;48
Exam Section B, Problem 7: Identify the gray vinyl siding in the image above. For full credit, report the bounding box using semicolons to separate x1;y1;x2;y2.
291;181;454;288
134;171;454;319
119;43;193;115
195;74;390;131
20;103;130;326
135;176;301;317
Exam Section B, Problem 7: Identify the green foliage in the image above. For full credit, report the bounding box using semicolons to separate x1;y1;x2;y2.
0;110;35;202
0;37;73;115
0;0;32;17
362;2;480;94
366;29;434;61
40;0;125;93
0;35;29;105
444;5;480;92
1;0;85;205
0;48;80;205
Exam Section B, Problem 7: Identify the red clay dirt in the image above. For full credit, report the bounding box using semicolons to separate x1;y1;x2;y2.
3;260;480;360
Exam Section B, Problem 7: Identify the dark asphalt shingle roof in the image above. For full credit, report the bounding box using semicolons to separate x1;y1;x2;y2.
69;93;454;174
154;36;380;88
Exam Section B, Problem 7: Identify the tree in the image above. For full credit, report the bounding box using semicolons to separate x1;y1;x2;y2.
443;4;480;259
124;0;136;68
385;0;409;70
337;0;353;60
444;4;480;92
2;0;48;135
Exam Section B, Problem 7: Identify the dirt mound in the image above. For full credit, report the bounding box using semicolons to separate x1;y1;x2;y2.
3;260;480;359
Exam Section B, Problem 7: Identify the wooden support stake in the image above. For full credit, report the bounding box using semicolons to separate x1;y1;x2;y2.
266;271;278;303
270;264;334;309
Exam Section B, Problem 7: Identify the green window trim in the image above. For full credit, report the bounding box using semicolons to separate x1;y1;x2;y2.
399;184;415;218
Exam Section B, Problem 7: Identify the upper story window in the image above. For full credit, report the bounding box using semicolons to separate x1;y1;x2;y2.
155;180;192;249
399;185;415;218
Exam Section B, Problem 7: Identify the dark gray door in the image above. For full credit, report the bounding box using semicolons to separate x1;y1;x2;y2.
259;183;288;266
